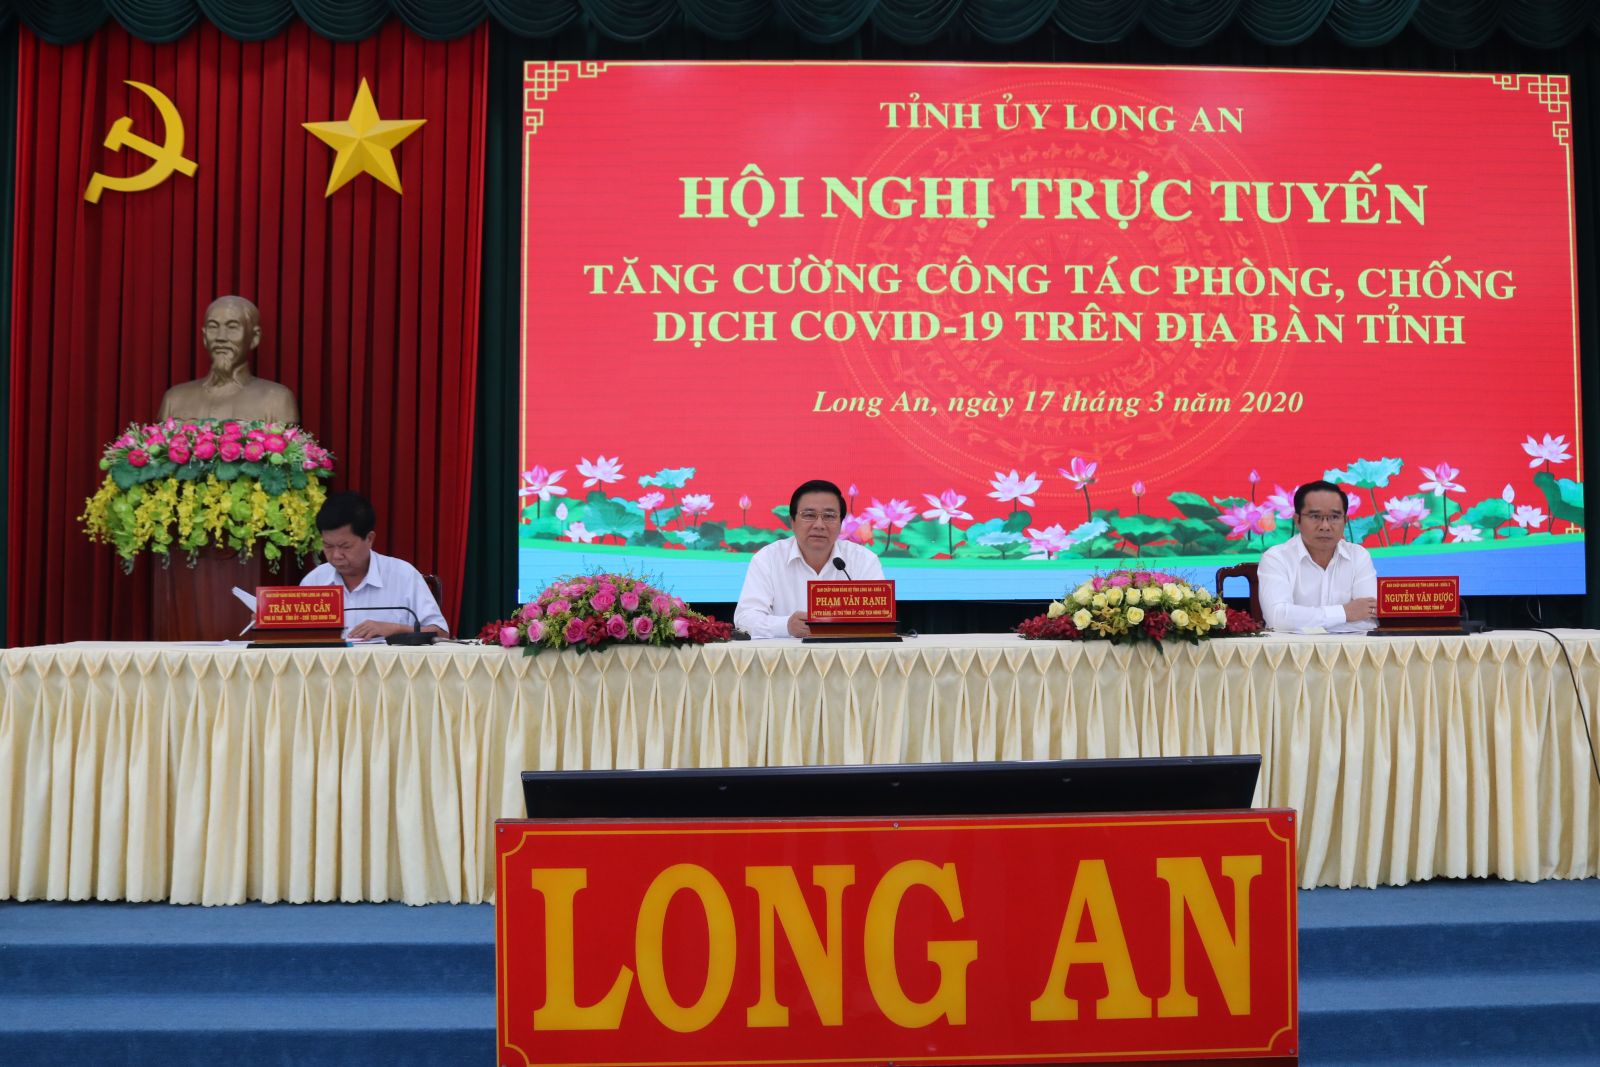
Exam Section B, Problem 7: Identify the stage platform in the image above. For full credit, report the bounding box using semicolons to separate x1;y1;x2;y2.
2;632;1598;904
2;878;1596;1065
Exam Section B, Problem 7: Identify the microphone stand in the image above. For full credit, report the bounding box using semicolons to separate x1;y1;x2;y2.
344;605;438;646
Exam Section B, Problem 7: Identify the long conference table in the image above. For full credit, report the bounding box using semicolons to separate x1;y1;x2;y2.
1;631;1596;905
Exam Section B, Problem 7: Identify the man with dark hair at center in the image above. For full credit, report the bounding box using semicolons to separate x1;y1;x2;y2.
301;490;449;639
1258;479;1377;633
734;479;885;638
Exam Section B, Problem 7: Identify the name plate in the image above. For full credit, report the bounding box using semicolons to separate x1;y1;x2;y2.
807;579;896;623
1377;577;1460;619
496;810;1299;1066
254;586;344;629
1374;576;1463;636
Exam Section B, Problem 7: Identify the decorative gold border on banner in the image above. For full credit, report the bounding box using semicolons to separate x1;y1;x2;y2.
523;61;610;134
1482;72;1586;482
516;62;1585;513
1490;73;1572;146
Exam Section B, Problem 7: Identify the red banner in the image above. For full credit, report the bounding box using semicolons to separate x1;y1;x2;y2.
519;63;1583;602
497;811;1297;1065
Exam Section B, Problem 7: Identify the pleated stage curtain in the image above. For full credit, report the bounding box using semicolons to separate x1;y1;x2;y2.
5;20;488;643
2;2;1600;49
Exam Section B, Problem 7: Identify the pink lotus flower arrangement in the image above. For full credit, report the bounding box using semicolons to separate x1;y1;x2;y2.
98;418;334;487
480;573;733;654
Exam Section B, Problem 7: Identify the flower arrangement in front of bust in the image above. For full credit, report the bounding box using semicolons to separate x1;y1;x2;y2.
80;418;335;570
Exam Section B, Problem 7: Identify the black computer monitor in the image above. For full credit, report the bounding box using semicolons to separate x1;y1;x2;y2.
520;755;1260;820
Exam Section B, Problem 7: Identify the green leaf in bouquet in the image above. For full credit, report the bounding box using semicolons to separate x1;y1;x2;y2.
1111;514;1172;546
111;466;141;490
1167;492;1219;521
1325;457;1403;488
1532;470;1585;527
258;467;288;496
639;467;696;489
174;461;206;482
215;462;242;481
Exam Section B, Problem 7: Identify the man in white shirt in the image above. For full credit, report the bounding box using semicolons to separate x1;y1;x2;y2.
300;491;449;638
1258;480;1377;633
734;479;886;638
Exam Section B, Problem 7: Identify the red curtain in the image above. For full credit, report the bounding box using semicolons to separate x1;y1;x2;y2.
7;20;487;643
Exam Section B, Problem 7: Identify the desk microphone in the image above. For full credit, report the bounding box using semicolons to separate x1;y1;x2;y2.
344;605;437;646
832;557;852;580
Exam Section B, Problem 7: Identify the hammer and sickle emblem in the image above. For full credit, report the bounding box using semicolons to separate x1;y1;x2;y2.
83;81;198;204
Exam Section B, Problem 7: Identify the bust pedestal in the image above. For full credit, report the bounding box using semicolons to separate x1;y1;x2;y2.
150;548;308;642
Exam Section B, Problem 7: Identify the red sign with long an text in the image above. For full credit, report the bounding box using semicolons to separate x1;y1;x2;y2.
496;810;1298;1065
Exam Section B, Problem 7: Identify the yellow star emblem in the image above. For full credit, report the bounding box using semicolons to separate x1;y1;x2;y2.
302;79;425;197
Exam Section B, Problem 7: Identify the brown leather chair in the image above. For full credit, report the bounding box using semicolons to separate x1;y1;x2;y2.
1215;562;1263;625
423;573;444;609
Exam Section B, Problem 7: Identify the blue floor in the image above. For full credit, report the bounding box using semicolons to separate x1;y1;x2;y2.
2;878;1597;1065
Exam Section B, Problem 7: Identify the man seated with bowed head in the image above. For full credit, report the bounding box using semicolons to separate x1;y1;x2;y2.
734;479;886;638
1258;479;1378;633
300;490;449;639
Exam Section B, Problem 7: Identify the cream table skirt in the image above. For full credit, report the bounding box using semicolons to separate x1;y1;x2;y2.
2;632;1596;904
